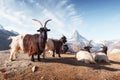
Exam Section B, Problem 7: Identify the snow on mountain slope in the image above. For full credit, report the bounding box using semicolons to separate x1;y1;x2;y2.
67;30;89;53
66;30;120;53
108;41;120;53
0;24;18;50
0;24;5;30
68;30;88;43
10;30;19;35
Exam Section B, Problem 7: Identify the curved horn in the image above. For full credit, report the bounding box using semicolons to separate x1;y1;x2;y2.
32;19;43;27
44;19;52;28
89;40;92;45
87;40;92;46
62;34;65;37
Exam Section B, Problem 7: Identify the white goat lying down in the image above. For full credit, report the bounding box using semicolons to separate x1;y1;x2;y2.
92;52;109;63
76;50;96;64
92;44;109;63
75;41;96;64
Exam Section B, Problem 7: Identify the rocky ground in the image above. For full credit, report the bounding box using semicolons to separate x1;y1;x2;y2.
0;50;120;80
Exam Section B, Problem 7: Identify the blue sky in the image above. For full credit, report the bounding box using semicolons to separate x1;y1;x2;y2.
0;0;120;40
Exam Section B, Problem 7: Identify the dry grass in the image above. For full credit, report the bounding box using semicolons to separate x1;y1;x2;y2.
0;51;120;80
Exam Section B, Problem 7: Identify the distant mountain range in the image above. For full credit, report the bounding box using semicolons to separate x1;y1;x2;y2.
67;30;120;54
0;24;18;50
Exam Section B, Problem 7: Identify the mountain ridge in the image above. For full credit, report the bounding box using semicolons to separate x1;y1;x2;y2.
67;30;89;53
67;30;120;53
0;24;18;50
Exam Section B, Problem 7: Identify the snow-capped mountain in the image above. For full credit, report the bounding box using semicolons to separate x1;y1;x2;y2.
0;25;18;35
10;30;19;35
67;30;120;53
67;30;89;53
107;40;120;53
69;30;88;43
88;40;113;53
0;24;5;30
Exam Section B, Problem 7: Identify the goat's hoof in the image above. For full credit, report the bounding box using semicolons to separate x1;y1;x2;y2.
9;59;13;61
31;60;35;62
9;59;12;62
52;55;55;57
38;58;41;61
31;59;35;62
43;57;45;59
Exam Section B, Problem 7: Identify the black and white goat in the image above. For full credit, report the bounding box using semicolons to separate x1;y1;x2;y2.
92;43;109;63
75;40;96;64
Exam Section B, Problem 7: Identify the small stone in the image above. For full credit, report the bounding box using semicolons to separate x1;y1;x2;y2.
32;66;37;72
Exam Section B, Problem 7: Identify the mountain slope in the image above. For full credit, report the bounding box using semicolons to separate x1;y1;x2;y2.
67;30;89;53
69;30;88;43
108;41;120;53
0;24;4;30
67;30;120;53
0;25;18;50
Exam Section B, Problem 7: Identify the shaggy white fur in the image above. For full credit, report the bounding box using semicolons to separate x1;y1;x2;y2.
9;35;25;61
76;51;96;64
93;52;109;63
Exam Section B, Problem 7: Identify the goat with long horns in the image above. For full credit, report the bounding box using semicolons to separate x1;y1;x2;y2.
9;19;52;61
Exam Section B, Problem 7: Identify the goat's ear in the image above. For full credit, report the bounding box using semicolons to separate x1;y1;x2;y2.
37;30;40;32
37;28;43;32
47;29;51;31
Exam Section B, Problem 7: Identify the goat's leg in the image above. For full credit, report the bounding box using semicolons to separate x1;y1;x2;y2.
43;48;48;59
9;49;14;61
52;50;55;57
31;54;35;62
106;56;110;63
9;52;13;61
13;52;18;60
56;50;61;57
38;53;41;61
42;51;46;59
58;53;61;57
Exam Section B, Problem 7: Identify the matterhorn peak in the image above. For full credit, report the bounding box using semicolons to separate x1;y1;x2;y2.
67;30;89;52
71;30;79;39
69;30;88;42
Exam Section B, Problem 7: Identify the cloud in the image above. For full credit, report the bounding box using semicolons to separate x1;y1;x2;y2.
0;9;23;25
0;0;83;38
